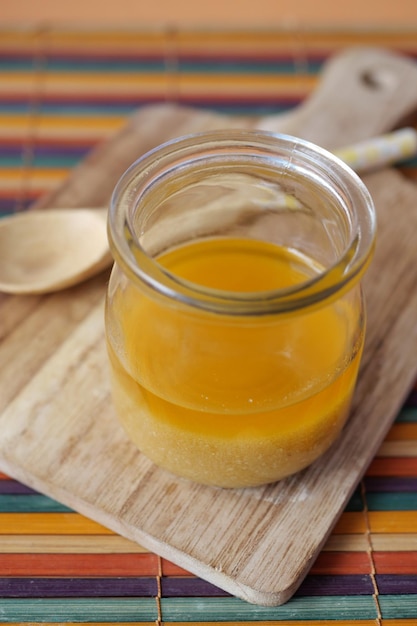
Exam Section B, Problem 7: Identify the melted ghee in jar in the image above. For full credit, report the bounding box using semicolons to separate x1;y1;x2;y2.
108;237;363;487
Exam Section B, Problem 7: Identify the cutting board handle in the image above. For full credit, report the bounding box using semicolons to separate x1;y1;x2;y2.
259;47;417;148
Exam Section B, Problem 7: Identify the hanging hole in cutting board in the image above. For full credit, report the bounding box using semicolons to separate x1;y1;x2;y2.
360;66;397;90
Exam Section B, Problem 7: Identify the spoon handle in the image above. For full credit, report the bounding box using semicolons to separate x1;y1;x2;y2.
334;127;417;174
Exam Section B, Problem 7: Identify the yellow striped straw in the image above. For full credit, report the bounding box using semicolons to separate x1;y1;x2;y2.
334;127;417;174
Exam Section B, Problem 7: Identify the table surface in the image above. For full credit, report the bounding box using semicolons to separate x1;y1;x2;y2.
0;25;417;624
2;0;417;28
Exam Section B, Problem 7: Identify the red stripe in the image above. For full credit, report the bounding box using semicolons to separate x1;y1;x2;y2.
374;551;417;574
0;93;301;105
161;559;190;576
366;457;417;477
311;551;371;575
0;552;159;576
0;189;45;199
0;50;325;63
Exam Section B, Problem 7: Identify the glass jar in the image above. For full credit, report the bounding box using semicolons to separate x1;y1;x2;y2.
105;130;376;489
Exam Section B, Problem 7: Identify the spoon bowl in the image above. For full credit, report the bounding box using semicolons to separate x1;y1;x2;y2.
0;208;111;295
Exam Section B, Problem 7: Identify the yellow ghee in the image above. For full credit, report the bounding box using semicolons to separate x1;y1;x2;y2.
107;237;363;487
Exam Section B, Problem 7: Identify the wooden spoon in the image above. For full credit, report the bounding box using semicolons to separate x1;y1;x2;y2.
0;208;110;295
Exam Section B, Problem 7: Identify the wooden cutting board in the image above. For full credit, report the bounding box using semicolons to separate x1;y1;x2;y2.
1;47;417;606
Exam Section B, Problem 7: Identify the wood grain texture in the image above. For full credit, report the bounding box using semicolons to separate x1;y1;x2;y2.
1;47;417;606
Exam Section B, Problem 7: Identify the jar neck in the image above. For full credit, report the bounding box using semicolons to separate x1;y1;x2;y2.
108;130;376;316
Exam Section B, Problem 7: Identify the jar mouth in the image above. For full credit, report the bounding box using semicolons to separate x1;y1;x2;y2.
108;130;376;316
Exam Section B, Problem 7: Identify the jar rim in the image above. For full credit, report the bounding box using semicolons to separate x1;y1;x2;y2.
108;129;376;315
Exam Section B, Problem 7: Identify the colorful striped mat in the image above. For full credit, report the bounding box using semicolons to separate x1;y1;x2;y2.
0;26;417;624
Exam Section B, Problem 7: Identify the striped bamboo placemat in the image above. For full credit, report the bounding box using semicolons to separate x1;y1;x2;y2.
0;25;416;624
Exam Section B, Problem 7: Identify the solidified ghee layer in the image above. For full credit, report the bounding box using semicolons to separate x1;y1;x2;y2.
108;237;363;487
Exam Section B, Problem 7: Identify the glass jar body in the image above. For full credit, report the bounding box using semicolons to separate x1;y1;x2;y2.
106;271;365;487
105;131;375;488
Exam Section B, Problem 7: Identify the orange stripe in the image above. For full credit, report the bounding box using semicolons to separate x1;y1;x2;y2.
0;168;69;179
374;551;417;574
369;511;417;534
332;512;367;534
0;513;114;535
384;422;417;440
0;114;125;131
11;29;169;49
0;552;158;576
1;26;417;50
331;511;417;535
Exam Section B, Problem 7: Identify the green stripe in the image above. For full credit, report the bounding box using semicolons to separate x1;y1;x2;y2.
3;491;414;514
0;102;294;116
0;598;156;621
345;488;363;511
366;492;417;511
0;59;322;74
0;588;414;622
397;407;417;422
0;494;73;513
380;594;417;618
32;155;84;167
1;152;414;171
0;156;24;166
160;595;377;620
399;157;417;167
